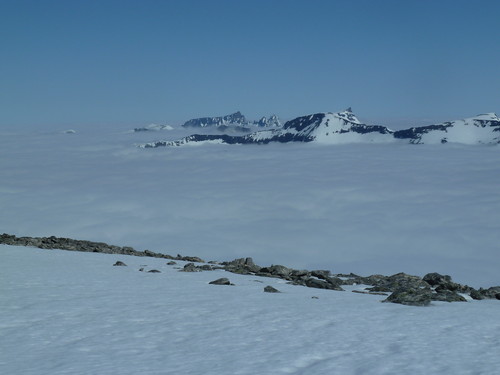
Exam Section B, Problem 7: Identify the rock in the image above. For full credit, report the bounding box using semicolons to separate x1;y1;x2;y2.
113;261;127;266
383;288;432;306
224;257;261;274
304;277;343;291
175;254;205;263
478;286;500;299
367;273;430;293
259;265;292;279
311;270;331;280
148;269;161;273
311;296;319;299
423;272;452;286
469;289;484;300
352;290;389;296
167;261;177;265
181;263;202;272
209;278;232;286
431;290;467;302
264;286;280;293
423;272;466;292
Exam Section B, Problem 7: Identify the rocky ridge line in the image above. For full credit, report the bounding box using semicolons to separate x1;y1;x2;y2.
2;233;499;306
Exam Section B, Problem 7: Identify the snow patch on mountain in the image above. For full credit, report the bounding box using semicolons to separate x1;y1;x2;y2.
394;113;500;144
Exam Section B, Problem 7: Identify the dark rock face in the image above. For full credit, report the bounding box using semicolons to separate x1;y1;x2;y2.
264;286;281;293
113;261;127;266
209;278;232;286
183;111;247;128
384;288;433;306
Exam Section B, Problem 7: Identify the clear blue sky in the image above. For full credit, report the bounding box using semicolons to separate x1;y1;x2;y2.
1;0;499;128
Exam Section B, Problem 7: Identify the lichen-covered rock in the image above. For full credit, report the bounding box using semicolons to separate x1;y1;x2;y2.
383;288;433;306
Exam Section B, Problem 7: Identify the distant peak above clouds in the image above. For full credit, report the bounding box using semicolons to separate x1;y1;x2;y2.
138;110;500;148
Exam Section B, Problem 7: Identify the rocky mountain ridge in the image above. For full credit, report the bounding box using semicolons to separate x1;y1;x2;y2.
182;111;281;129
139;110;500;148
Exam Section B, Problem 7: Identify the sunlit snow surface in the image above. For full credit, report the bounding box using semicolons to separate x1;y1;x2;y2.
0;125;499;289
1;245;499;375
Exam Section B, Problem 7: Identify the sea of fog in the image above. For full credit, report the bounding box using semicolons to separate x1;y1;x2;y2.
1;124;499;288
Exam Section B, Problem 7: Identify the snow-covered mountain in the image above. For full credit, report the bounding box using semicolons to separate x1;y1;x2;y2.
183;111;248;128
254;114;282;127
133;123;174;132
180;111;282;133
139;109;396;148
394;113;500;144
139;110;500;148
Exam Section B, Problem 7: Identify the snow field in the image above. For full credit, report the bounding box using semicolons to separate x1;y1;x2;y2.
1;245;499;375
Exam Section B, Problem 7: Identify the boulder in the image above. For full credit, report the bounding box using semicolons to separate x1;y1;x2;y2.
368;273;430;293
431;290;467;302
224;257;261;274
181;263;202;272
113;261;127;266
264;286;281;293
209;278;233;286
148;269;161;273
383;288;433;306
167;261;177;265
304;277;344;291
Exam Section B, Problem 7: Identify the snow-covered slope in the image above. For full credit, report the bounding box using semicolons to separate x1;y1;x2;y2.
2;245;500;375
394;113;500;144
139;110;500;148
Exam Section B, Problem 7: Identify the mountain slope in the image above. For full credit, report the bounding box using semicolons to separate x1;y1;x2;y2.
394;113;500;144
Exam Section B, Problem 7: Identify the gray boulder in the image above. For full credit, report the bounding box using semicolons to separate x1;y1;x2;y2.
264;286;281;293
209;278;233;286
113;261;127;266
431;290;467;302
181;263;202;272
383;288;433;306
224;257;261;274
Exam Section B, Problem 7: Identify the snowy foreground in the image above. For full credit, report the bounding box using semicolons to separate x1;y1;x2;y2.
1;245;499;375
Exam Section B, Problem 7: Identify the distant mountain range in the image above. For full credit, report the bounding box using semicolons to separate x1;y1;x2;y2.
138;109;500;148
182;111;281;131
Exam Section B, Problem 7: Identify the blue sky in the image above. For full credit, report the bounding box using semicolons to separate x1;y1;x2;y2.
1;0;499;128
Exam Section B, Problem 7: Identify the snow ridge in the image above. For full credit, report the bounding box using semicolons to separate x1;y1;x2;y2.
139;110;500;148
